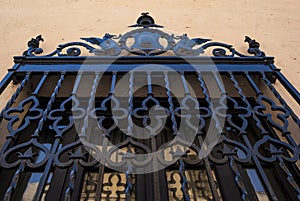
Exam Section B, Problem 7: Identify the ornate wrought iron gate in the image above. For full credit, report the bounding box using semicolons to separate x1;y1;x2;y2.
0;13;299;201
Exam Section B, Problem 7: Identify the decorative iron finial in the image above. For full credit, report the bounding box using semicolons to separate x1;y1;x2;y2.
128;12;163;28
23;35;44;56
244;36;265;57
28;35;44;48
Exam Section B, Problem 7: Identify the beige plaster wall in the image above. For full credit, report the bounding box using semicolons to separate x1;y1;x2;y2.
0;0;299;90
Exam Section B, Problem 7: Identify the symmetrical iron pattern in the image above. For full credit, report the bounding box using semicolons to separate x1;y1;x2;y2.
0;13;300;201
21;13;265;58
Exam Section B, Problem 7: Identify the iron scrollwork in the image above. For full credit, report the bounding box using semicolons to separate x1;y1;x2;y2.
3;95;43;140
23;35;44;56
22;13;267;57
254;135;300;198
81;33;121;56
3;12;300;201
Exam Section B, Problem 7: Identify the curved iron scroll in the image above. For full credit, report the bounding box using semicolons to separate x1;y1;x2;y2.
23;13;266;57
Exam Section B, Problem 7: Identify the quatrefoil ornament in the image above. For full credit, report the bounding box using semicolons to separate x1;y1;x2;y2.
132;95;170;137
48;95;86;137
175;95;211;134
4;96;43;137
215;96;251;135
254;95;290;134
90;95;128;135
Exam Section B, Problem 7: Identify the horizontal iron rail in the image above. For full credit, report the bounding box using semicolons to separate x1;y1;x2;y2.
11;56;275;74
13;55;275;64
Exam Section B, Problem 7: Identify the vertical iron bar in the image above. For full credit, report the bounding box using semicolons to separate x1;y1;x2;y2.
32;73;65;138
147;72;153;95
146;71;161;201
198;73;252;200
0;72;30;122
245;73;263;95
0;73;48;156
178;159;190;201
123;72;135;200
164;72;178;136
228;156;249;201
277;157;300;199
78;72;101;139
177;73;192;200
166;72;197;199
94;140;108;201
3;156;27;201
127;72;134;137
229;72;279;200
260;72;300;125
246;73;298;148
181;72;190;95
71;73;83;96
229;72;268;135
196;136;221;201
197;73;223;134
109;72;117;95
123;73;135;200
61;72;100;201
125;163;133;201
196;73;223;201
213;73;226;95
34;73;82;201
32;73;64;200
245;72;300;200
95;72;117;200
5;73;64;201
64;160;79;201
213;73;251;200
32;73;48;95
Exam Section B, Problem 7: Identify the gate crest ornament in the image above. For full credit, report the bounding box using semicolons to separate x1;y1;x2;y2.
23;13;266;57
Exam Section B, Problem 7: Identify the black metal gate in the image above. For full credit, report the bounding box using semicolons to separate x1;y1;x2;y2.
0;13;299;201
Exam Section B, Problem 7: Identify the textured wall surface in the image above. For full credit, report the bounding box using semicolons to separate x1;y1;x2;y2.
0;0;299;89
